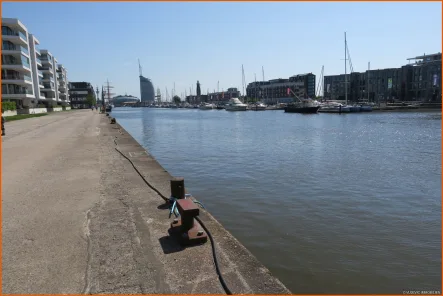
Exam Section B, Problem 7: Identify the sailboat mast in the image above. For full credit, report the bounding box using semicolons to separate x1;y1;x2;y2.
344;32;348;105
242;65;245;98
262;66;265;101
254;73;257;101
368;62;370;102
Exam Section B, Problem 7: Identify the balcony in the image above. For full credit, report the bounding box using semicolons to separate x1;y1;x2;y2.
38;70;43;77
2;30;28;46
42;77;54;83
1;74;33;84
39;92;46;100
40;67;54;74
42;84;55;92
36;58;42;66
2;87;34;98
40;58;52;65
2;44;29;56
35;47;41;55
2;60;32;72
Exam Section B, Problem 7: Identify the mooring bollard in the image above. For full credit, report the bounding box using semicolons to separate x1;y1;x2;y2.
169;177;207;246
170;198;208;246
110;118;116;124
170;177;185;200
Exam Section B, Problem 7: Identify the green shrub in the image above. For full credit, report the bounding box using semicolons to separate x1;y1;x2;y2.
2;101;17;112
38;104;46;108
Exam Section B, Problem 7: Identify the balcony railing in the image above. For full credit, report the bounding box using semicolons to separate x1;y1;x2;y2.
40;67;53;72
1;74;32;81
2;88;33;95
2;30;27;41
2;60;31;68
36;58;42;64
2;44;29;54
38;70;43;76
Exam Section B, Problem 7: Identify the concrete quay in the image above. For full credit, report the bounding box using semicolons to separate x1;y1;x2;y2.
2;109;291;294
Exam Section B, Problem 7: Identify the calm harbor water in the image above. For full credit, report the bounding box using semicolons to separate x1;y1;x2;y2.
111;107;441;294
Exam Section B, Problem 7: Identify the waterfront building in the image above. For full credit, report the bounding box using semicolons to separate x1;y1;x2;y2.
113;95;140;107
139;75;155;103
1;18;36;109
69;82;95;109
207;88;241;102
39;49;59;105
2;18;71;111
246;73;316;104
324;52;442;103
56;64;70;106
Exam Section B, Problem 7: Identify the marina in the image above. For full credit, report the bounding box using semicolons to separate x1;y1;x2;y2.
110;107;441;294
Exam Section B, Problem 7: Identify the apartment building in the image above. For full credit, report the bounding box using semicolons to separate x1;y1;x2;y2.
68;82;95;109
56;64;69;106
207;88;241;102
1;18;36;109
324;52;442;103
39;49;60;105
2;17;71;111
246;73;316;104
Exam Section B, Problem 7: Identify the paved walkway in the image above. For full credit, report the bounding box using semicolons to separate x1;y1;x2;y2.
2;110;102;293
2;110;291;294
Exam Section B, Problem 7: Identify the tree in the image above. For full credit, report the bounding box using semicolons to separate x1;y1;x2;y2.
173;95;181;105
85;93;96;107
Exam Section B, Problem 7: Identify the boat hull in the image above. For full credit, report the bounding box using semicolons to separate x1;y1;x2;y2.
226;107;247;111
284;106;320;114
250;106;267;111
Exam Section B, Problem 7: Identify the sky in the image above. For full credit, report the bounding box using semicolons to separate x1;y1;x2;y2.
2;2;442;100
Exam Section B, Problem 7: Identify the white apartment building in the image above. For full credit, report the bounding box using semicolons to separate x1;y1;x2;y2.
1;18;36;109
2;17;70;110
29;33;45;105
56;64;70;106
39;49;59;106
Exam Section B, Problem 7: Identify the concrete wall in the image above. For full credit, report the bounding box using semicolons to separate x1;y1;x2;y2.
2;110;18;117
17;108;47;114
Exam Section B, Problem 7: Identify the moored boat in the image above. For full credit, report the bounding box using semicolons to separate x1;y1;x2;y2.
225;98;248;111
284;98;320;114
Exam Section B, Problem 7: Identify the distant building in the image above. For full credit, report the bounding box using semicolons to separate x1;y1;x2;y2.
113;95;140;107
324;52;442;103
139;75;155;103
69;82;95;109
56;64;69;106
207;88;241;102
246;73;316;104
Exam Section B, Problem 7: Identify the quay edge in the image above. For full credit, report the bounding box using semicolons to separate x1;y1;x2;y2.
98;114;292;294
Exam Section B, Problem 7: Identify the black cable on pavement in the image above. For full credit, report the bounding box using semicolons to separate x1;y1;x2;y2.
113;137;232;295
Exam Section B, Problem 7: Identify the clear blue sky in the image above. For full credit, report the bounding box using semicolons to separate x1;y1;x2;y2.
3;2;441;99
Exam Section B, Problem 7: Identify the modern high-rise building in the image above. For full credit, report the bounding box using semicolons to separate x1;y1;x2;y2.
138;60;155;103
139;75;155;102
1;18;36;109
